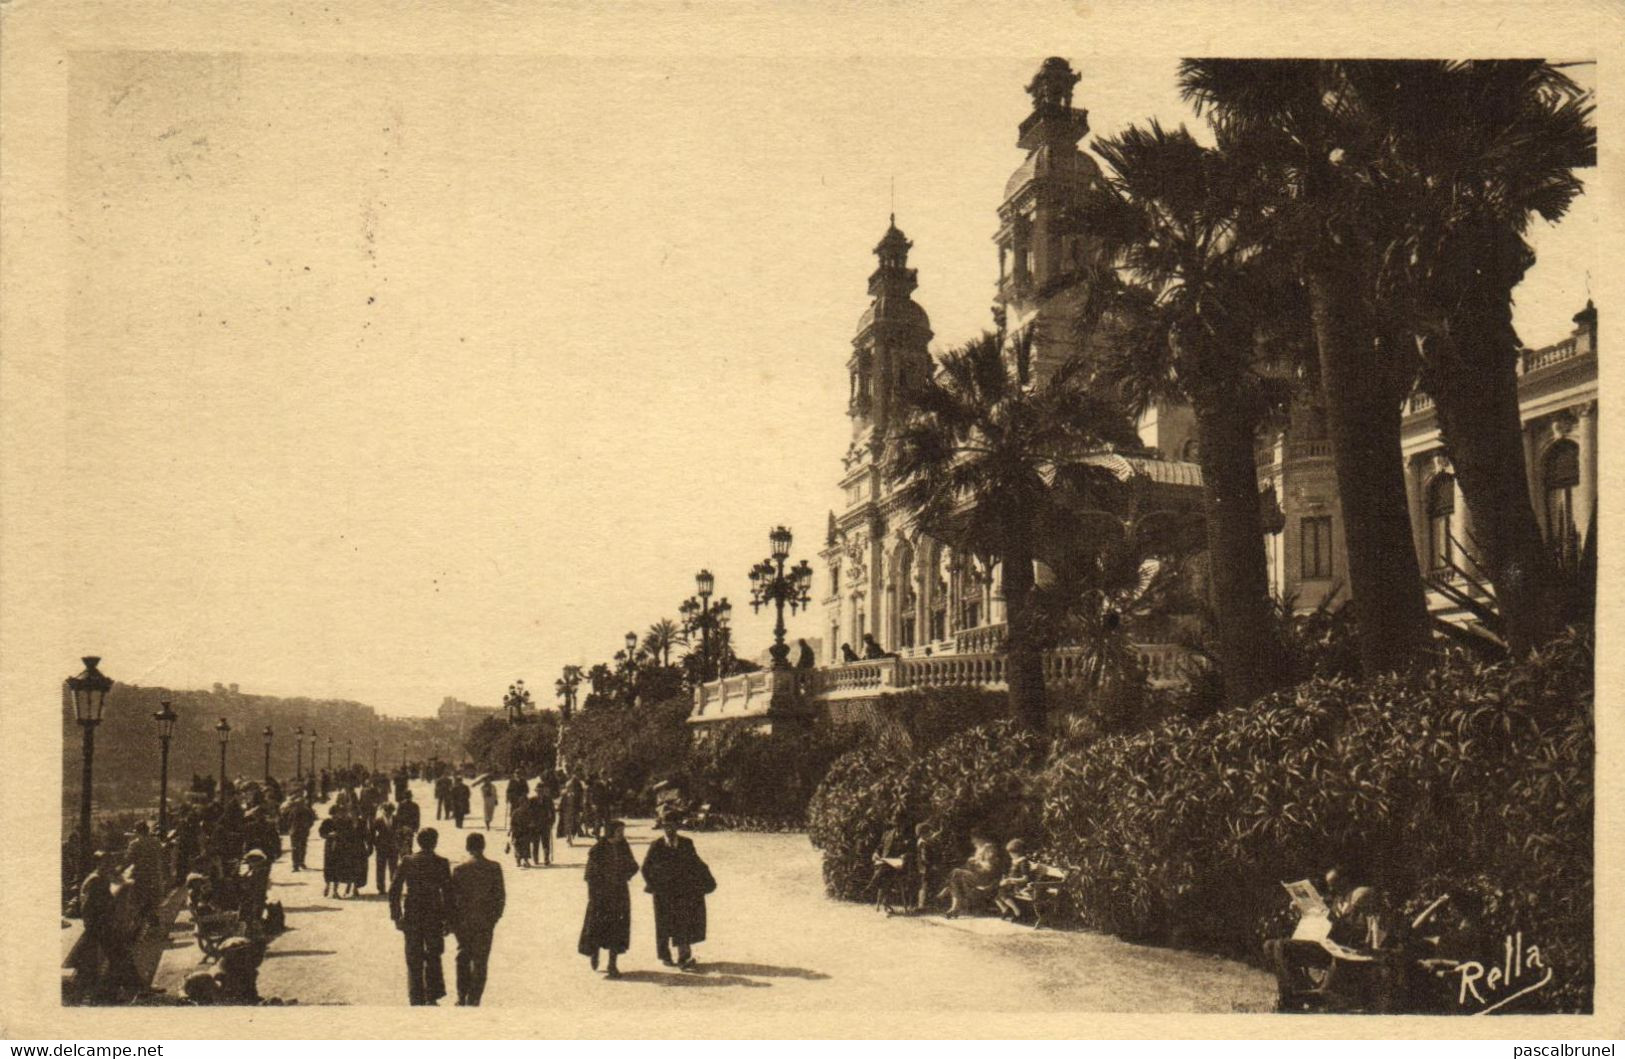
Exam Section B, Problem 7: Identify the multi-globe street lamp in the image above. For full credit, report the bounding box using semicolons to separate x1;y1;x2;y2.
66;656;113;884
679;569;733;683
153;700;178;836
749;526;814;669
504;680;533;726
215;717;232;792
262;725;274;782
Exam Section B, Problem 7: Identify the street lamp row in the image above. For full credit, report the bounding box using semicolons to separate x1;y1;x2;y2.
68;656;389;888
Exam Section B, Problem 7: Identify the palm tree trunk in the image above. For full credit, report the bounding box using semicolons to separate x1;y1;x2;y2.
1001;527;1046;731
1192;396;1289;707
1426;308;1561;655
1305;263;1433;676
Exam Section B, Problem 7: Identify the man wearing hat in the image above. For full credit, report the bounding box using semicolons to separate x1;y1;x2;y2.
238;849;271;937
640;817;715;969
286;794;316;872
389;826;454;1005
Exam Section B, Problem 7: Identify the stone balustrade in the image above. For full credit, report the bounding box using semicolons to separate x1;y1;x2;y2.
692;640;1190;724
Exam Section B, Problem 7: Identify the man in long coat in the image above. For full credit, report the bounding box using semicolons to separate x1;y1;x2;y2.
286;795;316;872
449;832;505;1006
451;776;471;829
389;827;454;1005
640;819;714;968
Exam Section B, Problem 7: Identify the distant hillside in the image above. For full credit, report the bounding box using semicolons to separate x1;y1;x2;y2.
60;682;456;818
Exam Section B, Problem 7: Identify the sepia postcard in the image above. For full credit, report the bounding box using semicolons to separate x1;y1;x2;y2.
0;0;1619;1042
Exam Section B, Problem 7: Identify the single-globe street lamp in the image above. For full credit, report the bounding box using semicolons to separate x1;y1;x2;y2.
153;700;178;836
372;739;379;772
67;656;113;885
262;725;274;782
215;717;232;793
326;735;333;771
749;526;814;669
346;738;353;769
294;725;304;780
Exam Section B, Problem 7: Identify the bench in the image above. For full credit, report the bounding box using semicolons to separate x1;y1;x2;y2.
1009;864;1072;929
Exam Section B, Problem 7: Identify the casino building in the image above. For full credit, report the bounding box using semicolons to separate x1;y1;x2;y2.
688;57;1599;732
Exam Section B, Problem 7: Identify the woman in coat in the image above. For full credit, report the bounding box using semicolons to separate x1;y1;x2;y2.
577;819;639;978
318;805;348;898
480;778;499;830
640;818;715;968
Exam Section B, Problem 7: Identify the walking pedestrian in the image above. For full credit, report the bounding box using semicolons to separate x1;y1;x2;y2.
509;795;534;868
373;803;401;894
434;774;452;821
396;789;421;838
641;817;715;968
77;850;139;1001
449;832;505;1006
504;773;527;829
389;827;453;1006
480;778;498;831
533;788;556;866
451;775;471;829
577;819;638;979
125;821;164;933
287;795;316;872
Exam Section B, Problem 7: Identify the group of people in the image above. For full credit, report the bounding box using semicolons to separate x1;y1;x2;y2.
865;817;1057;923
381;796;718;1003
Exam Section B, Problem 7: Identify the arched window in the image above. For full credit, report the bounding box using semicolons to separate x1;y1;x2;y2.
895;544;917;648
1426;473;1456;573
1544;440;1581;546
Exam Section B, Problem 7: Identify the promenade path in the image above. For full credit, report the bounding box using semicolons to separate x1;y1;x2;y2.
154;780;1274;1012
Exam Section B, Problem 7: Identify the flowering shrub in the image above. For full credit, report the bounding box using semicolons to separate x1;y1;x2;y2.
1038;630;1593;1011
808;720;1045;902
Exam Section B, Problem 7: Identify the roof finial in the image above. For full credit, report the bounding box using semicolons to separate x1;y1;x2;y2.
890;174;896;225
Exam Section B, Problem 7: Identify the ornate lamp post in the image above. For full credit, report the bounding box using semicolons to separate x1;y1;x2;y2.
504;680;533;725
215;717;232;792
153;700;178;836
621;631;640;704
680;569;734;682
67;657;113;884
294;725;304;780
749;526;814;669
262;725;274;782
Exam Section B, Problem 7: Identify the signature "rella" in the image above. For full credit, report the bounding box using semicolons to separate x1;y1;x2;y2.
1456;931;1555;1014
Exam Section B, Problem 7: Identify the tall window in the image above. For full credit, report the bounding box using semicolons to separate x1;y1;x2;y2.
1426;473;1456;573
1544;440;1580;547
1301;516;1334;580
896;546;917;648
830;561;840;596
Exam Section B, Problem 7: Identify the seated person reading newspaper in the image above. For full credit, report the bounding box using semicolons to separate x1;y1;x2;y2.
1264;864;1392;1010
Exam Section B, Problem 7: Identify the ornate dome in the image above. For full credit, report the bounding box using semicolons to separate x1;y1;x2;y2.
1003;142;1102;201
856;298;931;335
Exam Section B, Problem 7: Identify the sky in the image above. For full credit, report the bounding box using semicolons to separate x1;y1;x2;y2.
58;52;1596;715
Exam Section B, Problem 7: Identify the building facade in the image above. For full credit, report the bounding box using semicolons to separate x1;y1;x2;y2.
1259;302;1599;617
689;56;1598;731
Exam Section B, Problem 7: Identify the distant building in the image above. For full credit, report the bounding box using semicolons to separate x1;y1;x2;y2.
437;696;500;739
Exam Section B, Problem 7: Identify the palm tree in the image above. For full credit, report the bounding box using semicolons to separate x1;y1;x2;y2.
554;664;583;720
886;330;1141;730
1358;60;1594;655
1179;59;1434;678
1076;119;1296;709
642;619;683;667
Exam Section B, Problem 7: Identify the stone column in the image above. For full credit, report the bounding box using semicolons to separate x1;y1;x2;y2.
1579;401;1599;544
1522;420;1545;537
1402;454;1425;573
